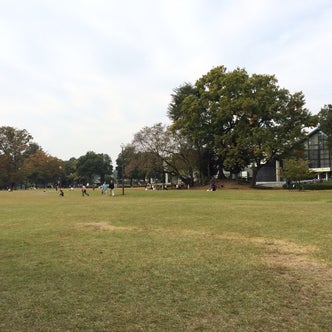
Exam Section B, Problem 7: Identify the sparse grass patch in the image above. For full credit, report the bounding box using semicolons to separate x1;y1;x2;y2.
1;188;332;331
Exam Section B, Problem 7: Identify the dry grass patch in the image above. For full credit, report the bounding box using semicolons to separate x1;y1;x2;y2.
257;237;332;286
78;222;331;285
107;222;332;290
78;222;134;232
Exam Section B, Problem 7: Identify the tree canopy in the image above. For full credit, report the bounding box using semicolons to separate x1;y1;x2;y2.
21;150;64;187
0;126;33;188
131;123;202;185
1;65;324;189
76;151;113;184
281;158;315;190
0;126;114;189
318;104;332;152
168;66;317;186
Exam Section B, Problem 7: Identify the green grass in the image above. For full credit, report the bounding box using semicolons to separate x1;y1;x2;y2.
1;187;332;331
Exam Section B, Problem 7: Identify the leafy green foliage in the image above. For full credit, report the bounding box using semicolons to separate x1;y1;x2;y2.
281;158;315;190
0;126;33;188
303;180;332;190
168;66;318;186
21;150;64;187
131;123;202;184
76;151;112;184
0;126;115;188
318;104;332;151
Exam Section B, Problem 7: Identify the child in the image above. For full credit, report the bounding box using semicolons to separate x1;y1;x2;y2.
82;185;89;196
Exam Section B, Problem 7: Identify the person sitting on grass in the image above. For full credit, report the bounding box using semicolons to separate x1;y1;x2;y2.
209;177;216;191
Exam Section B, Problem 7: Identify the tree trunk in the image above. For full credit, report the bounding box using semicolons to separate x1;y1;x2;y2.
250;167;258;188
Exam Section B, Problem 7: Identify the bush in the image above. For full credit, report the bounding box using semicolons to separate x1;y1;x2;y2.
303;181;332;190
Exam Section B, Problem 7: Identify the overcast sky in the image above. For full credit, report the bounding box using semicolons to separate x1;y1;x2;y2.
1;0;331;162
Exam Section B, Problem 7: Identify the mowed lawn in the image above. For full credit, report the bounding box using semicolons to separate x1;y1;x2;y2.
1;187;332;331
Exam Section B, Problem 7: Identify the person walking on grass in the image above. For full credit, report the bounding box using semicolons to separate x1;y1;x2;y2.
82;184;89;196
101;182;107;195
109;179;115;197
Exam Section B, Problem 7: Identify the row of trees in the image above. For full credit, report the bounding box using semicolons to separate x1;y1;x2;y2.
0;126;113;189
2;65;331;189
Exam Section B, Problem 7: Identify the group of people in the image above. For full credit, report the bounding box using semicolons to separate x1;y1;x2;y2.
82;180;115;197
58;181;116;197
101;180;115;196
61;178;219;196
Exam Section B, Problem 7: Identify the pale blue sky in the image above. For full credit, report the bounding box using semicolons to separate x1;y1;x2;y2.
1;0;331;162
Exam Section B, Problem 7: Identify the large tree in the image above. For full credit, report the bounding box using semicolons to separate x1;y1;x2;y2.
116;145;155;185
168;66;317;187
21;150;65;187
131;124;173;183
76;151;113;184
0;126;33;188
131;123;201;185
229;75;316;186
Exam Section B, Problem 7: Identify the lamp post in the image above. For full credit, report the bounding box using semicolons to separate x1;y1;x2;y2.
121;145;125;195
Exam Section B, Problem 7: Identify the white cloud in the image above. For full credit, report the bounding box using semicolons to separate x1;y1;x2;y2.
1;0;332;162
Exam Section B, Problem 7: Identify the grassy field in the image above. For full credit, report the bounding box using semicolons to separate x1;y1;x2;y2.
1;187;332;331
